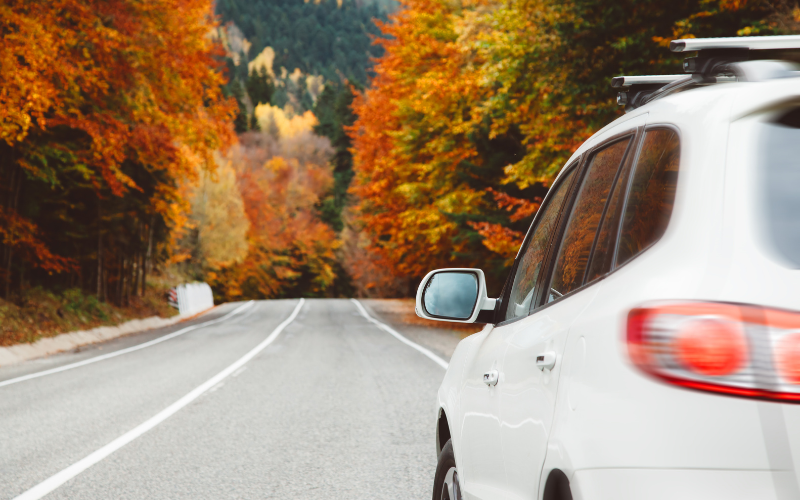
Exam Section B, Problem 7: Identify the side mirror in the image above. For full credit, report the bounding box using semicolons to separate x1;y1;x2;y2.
415;268;497;323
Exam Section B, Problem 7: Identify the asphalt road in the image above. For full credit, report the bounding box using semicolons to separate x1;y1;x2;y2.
0;299;453;499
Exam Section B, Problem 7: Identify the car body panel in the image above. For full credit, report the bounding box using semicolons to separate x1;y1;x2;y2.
454;325;509;498
500;285;598;499
571;468;782;500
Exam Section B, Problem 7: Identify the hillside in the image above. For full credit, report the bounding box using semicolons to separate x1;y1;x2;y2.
216;0;390;85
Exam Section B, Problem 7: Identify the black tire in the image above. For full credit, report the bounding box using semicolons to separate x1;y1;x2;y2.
431;440;462;500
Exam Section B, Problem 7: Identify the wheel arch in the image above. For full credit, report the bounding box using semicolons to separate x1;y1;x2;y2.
436;407;452;456
542;468;573;500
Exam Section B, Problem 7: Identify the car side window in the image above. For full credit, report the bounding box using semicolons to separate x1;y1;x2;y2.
504;167;576;322
616;128;680;267
584;139;637;283
547;137;632;302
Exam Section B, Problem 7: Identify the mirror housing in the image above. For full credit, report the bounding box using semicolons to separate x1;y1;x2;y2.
415;268;497;323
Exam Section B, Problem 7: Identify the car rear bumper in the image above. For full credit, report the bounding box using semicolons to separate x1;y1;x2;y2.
571;468;798;500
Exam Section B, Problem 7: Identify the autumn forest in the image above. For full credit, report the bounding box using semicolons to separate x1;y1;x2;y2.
1;0;797;342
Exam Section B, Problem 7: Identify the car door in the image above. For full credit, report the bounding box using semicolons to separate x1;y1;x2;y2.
456;322;510;499
459;163;579;500
498;124;644;499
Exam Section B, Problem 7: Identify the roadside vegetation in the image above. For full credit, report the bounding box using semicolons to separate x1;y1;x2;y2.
0;282;176;346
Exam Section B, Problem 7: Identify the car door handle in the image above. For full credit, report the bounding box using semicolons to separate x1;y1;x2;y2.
483;369;499;387
536;352;556;371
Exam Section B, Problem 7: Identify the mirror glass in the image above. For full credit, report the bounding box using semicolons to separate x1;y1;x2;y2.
422;272;479;320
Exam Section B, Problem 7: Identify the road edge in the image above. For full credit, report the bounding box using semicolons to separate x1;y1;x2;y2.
351;298;448;370
0;307;219;368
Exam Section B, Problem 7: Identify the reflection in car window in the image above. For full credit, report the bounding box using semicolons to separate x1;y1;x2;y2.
548;138;631;302
504;168;575;322
585;142;635;283
761;108;800;268
616;128;680;267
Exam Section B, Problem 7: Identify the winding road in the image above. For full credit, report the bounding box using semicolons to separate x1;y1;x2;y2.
0;299;457;499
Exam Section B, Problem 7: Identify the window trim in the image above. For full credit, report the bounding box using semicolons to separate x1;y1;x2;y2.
494;158;583;327
582;134;639;285
534;129;641;310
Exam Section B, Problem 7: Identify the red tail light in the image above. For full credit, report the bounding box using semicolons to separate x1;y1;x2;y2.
776;332;800;385
674;317;748;376
627;302;800;403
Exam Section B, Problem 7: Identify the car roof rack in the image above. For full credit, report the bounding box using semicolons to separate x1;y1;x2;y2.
613;35;800;111
612;75;691;111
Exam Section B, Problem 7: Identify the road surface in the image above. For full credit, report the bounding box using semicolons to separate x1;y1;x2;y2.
0;299;459;499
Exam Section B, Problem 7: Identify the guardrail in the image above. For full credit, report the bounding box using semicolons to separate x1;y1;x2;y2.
169;282;214;316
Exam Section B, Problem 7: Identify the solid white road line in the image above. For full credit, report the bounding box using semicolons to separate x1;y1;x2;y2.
0;301;256;389
13;298;304;500
351;299;448;370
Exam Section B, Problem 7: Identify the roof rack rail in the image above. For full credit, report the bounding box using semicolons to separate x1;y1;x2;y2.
673;35;800;82
612;35;800;111
612;75;689;111
611;75;687;87
670;35;800;53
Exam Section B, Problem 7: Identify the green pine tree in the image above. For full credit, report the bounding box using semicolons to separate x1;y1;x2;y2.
246;66;275;106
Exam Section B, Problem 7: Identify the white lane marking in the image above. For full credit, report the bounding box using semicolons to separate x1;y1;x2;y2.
233;301;260;322
351;299;448;370
13;298;304;500
0;301;256;389
232;366;247;378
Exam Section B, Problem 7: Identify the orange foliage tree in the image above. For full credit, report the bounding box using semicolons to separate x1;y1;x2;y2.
208;131;340;299
0;0;235;302
349;0;785;294
348;0;546;294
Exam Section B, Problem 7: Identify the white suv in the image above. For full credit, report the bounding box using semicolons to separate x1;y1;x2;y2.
416;35;800;500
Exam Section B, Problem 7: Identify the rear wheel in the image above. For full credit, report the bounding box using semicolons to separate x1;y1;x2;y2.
432;440;462;500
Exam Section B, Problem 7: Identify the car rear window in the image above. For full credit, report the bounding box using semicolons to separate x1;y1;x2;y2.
584;142;635;283
548;137;631;301
761;107;800;268
616;128;680;267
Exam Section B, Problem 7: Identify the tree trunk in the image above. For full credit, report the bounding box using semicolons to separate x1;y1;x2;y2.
97;201;103;300
131;251;137;299
121;258;125;307
123;257;129;307
5;249;12;300
116;256;122;305
3;164;23;300
139;247;145;297
122;257;131;307
132;222;140;298
143;216;154;296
